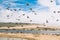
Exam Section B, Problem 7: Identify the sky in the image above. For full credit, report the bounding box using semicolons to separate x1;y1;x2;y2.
55;0;60;5
0;0;60;26
0;0;49;11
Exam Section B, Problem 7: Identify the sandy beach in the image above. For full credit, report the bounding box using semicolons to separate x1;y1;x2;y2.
0;24;60;40
0;24;60;29
0;33;60;40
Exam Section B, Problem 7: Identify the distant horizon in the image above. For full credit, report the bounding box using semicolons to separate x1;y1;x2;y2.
0;0;60;26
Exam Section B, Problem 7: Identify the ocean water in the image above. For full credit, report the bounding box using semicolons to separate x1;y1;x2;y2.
0;37;27;40
0;29;60;34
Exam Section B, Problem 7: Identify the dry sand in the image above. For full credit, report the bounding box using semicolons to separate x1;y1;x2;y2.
0;24;60;29
0;33;60;40
0;25;60;40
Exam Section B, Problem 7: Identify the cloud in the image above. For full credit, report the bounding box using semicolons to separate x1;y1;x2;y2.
0;0;60;26
0;0;50;24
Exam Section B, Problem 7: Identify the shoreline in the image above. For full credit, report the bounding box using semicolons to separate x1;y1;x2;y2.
0;24;60;40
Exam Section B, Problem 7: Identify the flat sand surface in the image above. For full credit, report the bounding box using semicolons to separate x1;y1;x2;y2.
0;25;60;29
0;25;60;40
0;33;60;40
